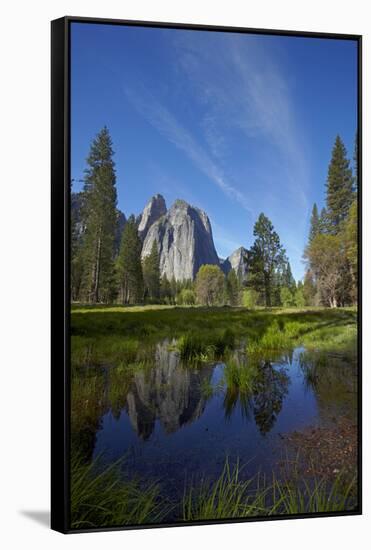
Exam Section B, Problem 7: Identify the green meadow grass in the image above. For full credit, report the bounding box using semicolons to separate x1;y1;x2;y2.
70;452;168;529
182;459;357;521
69;306;358;525
70;452;357;527
71;305;357;361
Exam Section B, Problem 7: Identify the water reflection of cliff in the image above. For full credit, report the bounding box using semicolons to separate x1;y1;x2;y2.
126;341;213;439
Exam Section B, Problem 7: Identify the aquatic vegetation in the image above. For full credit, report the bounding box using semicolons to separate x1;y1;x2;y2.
177;328;236;362
183;459;268;520
182;459;357;521
178;333;208;361
201;379;214;399
70;452;166;529
247;322;292;355
71;335;140;369
70;305;358;526
223;359;257;394
271;474;357;514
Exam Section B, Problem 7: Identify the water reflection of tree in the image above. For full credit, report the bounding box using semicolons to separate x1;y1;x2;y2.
71;367;107;462
223;388;252;421
222;356;290;434
252;362;290;434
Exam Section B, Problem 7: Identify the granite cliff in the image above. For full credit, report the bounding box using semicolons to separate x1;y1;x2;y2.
141;198;220;281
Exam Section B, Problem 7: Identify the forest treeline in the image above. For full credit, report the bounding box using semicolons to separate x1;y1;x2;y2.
303;135;358;308
71;127;357;308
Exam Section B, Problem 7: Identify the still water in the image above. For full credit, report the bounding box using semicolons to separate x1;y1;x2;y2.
74;340;357;498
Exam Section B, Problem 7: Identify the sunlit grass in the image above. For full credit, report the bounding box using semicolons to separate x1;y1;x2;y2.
177;328;236;362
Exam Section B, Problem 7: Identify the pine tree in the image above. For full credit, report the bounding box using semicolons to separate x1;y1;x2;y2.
71;191;84;301
143;241;161;301
170;276;177;304
309;203;320;243
344;199;358;304
248;213;286;307
326;135;354;232
116;215;143;304
282;261;296;292
226;269;240;306
160;274;172;303
78;127;118;303
303;270;317;306
318;207;328;234
353;132;358;193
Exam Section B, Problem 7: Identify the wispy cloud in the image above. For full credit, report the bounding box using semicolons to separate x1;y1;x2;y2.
123;84;254;216
211;220;242;258
173;32;310;210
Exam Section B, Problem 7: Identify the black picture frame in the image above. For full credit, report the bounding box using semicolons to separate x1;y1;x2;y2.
51;15;362;534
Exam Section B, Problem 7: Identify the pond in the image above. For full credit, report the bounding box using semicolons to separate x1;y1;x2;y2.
72;339;357;504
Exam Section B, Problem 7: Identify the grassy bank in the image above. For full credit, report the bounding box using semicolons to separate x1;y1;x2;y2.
71;453;168;529
71;306;357;368
70;453;357;528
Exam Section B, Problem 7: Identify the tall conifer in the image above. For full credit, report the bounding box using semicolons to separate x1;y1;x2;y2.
309;203;320;243
143;241;161;300
326;135;354;232
79;127;118;303
116;215;143;304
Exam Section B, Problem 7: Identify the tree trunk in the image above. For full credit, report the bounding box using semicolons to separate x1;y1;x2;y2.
93;235;102;303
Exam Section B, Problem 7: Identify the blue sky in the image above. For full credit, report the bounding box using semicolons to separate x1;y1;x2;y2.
71;23;358;281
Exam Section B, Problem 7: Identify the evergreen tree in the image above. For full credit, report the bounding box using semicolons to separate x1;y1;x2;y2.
143;241;161;301
344;199;358;304
170;276;177;304
160;274;172;303
353;132;358;192
303;270;317;306
71;191;84;301
78;127;118;303
309;203;320;243
326;135;354;232
318;207;328;234
116;215;143;304
282;261;296;292
226;269;240;306
280;286;295;308
248;213;286;307
294;281;305;307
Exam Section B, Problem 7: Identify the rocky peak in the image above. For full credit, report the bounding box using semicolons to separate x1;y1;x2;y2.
138;194;167;240
221;246;249;282
141;198;219;281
